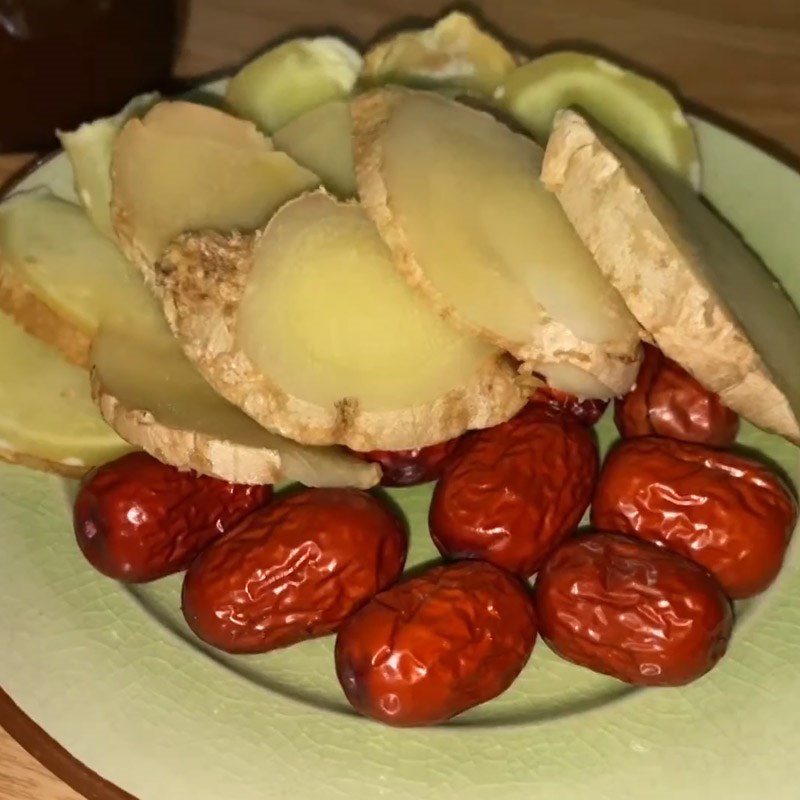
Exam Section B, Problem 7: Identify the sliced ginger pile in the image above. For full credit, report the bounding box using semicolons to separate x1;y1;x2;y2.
0;132;382;485
0;10;797;488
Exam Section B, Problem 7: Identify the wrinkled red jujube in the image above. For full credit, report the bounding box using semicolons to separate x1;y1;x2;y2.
182;488;407;653
355;436;464;487
73;452;271;582
535;531;733;686
592;438;796;598
614;343;739;446
531;386;608;426
335;560;537;726
429;405;598;576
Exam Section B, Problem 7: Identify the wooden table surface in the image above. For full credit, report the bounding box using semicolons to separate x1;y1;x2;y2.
0;0;798;797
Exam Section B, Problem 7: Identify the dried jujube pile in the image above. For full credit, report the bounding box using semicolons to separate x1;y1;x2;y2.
73;347;797;726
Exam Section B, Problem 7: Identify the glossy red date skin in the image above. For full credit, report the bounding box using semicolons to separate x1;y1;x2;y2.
182;488;407;653
335;560;537;726
429;405;598;577
73;452;271;583
535;531;733;686
355;437;463;487
592;438;796;598
615;343;739;446
531;386;608;426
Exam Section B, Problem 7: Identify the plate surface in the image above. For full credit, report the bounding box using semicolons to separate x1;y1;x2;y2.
1;115;800;800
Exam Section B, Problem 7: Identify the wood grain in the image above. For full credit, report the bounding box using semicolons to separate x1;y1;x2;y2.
0;1;798;798
0;734;78;800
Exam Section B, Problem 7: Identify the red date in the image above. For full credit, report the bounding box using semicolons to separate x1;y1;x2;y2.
615;343;739;446
182;488;407;653
531;386;608;426
335;560;537;726
592;438;796;598
73;452;270;582
354;437;463;487
429;405;598;577
535;531;733;686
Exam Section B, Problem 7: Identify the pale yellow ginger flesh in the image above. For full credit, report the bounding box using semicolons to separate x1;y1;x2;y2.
0;190;158;366
92;320;380;487
542;109;800;443
0;310;130;475
353;89;641;398
362;11;516;96
140;102;271;149
58;92;158;238
152;192;527;451
239;192;503;410
273;101;355;197
226;37;362;133
111;102;318;268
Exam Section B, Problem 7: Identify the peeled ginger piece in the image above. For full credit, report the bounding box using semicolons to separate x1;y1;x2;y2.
151;191;527;451
226;37;362;133
91;319;380;487
353;89;642;398
0;189;159;367
0;310;130;476
362;12;516;96
111;101;318;269
273;101;355;197
58;92;158;238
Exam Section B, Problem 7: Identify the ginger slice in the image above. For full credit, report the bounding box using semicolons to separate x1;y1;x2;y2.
58;92;158;238
0;190;157;367
500;52;701;188
273;101;355;198
111;103;318;271
91;319;380;487
146;191;527;451
140;102;270;149
362;12;516;97
353;88;641;398
0;310;130;476
542;109;800;443
226;37;362;133
60;99;270;241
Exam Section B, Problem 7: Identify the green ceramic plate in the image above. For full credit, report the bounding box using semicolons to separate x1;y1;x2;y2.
1;109;799;800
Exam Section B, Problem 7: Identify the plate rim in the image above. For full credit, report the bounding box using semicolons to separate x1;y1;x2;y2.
0;688;131;800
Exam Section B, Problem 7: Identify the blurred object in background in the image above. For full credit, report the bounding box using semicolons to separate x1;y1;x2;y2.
0;0;187;151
